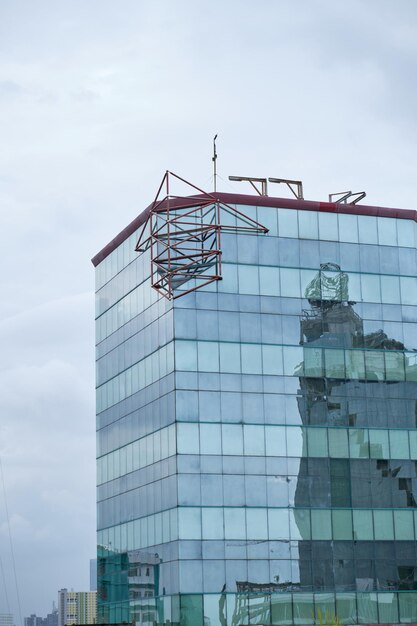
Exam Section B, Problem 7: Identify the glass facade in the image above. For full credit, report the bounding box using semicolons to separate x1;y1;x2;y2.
95;199;417;625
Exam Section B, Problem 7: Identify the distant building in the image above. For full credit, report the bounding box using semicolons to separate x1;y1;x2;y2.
89;559;97;592
44;608;58;626
0;615;13;626
24;616;44;626
58;589;96;626
24;607;57;626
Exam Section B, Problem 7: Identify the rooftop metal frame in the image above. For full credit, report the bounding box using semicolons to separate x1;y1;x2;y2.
135;171;268;300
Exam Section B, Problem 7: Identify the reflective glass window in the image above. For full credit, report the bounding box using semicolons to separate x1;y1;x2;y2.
278;208;298;238
339;214;358;243
202;508;224;540
311;509;332;540
241;343;262;374
318;212;338;241
219;343;241;373
374;510;393;540
353;510;373;540
332;510;353;540
328;429;349;458
389;430;410;459
259;266;280;296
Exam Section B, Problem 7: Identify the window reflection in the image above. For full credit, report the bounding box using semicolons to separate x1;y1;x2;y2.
295;262;417;598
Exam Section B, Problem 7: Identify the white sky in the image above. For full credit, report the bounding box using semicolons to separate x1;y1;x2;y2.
1;0;417;620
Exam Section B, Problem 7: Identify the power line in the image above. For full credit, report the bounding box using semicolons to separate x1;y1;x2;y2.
0;551;11;614
0;458;22;626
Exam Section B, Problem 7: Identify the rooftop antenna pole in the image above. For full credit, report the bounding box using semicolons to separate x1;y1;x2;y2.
212;134;218;193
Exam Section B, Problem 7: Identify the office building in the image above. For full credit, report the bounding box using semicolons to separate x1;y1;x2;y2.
58;589;96;626
93;172;417;625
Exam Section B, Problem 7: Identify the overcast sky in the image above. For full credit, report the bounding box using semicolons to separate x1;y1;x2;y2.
1;0;417;620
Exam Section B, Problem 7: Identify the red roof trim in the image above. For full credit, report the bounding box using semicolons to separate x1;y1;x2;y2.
91;192;417;267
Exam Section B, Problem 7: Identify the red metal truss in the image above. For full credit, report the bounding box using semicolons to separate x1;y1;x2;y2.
136;171;269;300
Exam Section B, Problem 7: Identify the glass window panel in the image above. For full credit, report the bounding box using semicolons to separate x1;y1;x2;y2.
401;277;417;306
397;219;416;247
361;274;381;304
300;269;318;299
271;593;293;626
311;509;332;540
369;429;389;459
180;594;203;624
290;508;310;540
339;214;358;243
409;431;417;459
357;593;378;625
241;344;262;374
405;352;417;381
307;428;328;457
177;390;198;421
177;423;199;455
381;274;400;305
197;341;219;372
202;508;224;540
332;510;353;540
219;263;238;293
224;508;246;539
176;340;197;371
220;343;241;373
328;428;349;458
389;429;410;459
244;425;265;455
374;510;393;540
280;268;300;298
265;426;287;457
345;271;361;302
257;206;278;236
349;429;369;458
238;265;259;295
178;508;202;540
283;346;304;377
262;344;284;376
353;510;373;540
278;208;298;238
298;211;318;239
378;217;397;246
259;266;280;296
318;213;338;241
246;509;268;540
268;509;290;540
394;510;414;540
293;593;314;625
222;424;243;455
377;593;398;624
200;424;221;455
336;593;358;625
304;347;324;377
286;427;303;457
365;350;385;381
384;351;405;381
347;349;365;379
358;215;378;244
314;594;336;624
325;349;345;379
399;592;417;622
